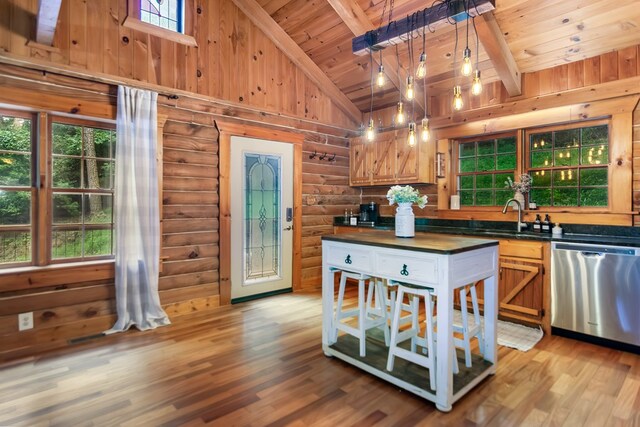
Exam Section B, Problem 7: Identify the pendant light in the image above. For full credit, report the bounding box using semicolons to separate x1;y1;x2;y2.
376;51;385;87
366;48;376;141
406;76;415;100
460;3;472;77
421;117;430;142
407;121;417;147
416;15;427;78
395;45;405;125
453;85;463;111
470;17;482;96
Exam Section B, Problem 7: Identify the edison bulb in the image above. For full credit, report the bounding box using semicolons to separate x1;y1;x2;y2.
461;47;472;77
416;52;427;78
396;101;405;124
376;65;385;88
407;122;417;147
453;85;463;111
421;117;430;142
406;76;415;100
471;69;482;96
366;118;375;141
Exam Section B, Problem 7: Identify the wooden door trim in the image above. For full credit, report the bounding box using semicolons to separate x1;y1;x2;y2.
216;121;304;305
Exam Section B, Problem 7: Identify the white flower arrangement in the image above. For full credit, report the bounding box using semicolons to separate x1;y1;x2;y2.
386;185;428;208
505;174;532;194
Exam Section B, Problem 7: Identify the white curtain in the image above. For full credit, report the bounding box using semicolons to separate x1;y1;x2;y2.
107;86;170;333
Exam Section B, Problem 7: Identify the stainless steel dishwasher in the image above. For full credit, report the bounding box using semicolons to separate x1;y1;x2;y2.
551;242;640;348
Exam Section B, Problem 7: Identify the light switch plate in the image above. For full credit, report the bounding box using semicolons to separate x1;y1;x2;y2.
18;312;33;331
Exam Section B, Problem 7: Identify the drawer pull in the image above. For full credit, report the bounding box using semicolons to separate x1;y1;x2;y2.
345;255;352;264
400;264;409;276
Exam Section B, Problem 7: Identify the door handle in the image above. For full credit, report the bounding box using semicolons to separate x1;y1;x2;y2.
283;225;293;231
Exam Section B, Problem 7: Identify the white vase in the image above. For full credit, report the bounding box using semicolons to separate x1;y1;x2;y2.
395;202;415;238
513;191;525;210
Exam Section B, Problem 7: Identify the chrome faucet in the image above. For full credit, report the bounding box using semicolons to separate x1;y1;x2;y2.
502;198;527;232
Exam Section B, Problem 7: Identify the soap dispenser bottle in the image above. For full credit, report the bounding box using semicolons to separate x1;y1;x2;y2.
533;214;542;232
542;214;551;233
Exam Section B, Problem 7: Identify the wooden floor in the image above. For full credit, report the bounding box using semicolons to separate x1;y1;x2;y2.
1;289;639;426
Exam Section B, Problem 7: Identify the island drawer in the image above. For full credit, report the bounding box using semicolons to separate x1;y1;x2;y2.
325;243;372;272
374;252;438;285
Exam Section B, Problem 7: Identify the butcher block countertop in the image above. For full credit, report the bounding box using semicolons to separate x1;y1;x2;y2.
322;230;498;255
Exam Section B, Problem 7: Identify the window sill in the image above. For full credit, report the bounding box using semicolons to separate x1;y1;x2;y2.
122;17;197;47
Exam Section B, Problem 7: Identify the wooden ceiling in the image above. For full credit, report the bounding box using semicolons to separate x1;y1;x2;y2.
246;0;640;116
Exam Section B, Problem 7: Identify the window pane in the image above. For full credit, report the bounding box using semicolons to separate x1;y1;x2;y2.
530;132;551;151
0;153;31;186
476;174;492;189
0;230;31;264
553;169;577;187
531;150;552;168
475;190;493;206
496;137;516;153
83;194;113;224
53;193;82;224
477;140;495;155
580;187;607;207
553;188;578;206
0;190;31;225
52;123;82;155
84;229;113;256
496;154;516;170
477;156;495;172
460;191;473;206
495;172;513;187
52;228;83;259
532;170;551;186
582;125;608;146
581;146;608;165
86;128;116;159
85;160;114;189
141;0;183;33
495;190;512;206
459;175;473;190
460;158;475;173
459;143;475;157
554;148;578;167
530;188;551;206
554;129;579;149
580;168;608;186
53;158;82;188
0;116;31;152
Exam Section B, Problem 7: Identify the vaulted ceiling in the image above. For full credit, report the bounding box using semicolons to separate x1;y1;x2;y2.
237;0;640;117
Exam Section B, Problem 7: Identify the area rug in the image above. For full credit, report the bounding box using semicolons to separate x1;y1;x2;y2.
453;310;543;352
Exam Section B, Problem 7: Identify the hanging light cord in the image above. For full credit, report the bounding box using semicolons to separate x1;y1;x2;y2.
396;44;402;103
453;21;459;85
421;10;427;118
369;48;374;121
472;16;479;69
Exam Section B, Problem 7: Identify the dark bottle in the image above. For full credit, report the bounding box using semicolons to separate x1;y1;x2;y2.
533;214;542;232
542;214;551;233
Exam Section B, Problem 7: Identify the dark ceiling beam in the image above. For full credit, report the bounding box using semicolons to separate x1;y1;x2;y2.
230;0;363;123
351;0;495;56
474;11;522;96
327;0;426;114
35;0;63;46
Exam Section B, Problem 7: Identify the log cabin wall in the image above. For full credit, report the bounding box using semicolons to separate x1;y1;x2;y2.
0;0;354;129
0;0;357;360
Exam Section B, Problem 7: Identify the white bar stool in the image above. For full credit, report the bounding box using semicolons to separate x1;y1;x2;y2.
386;281;437;391
331;268;389;357
455;282;484;367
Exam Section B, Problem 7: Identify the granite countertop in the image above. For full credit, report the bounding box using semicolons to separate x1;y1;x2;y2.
323;230;499;254
333;217;640;248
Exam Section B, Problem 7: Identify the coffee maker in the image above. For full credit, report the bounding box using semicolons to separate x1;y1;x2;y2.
359;202;379;224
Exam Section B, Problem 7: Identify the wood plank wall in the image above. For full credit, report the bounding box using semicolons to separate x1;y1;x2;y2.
0;61;353;360
0;0;354;130
634;103;640;226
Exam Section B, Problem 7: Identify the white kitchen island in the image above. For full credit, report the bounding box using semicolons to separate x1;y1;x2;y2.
322;230;499;412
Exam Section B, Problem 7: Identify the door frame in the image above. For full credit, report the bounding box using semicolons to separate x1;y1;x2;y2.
217;121;303;305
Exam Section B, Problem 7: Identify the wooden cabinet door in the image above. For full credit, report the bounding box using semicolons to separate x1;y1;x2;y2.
395;139;419;182
371;132;396;183
498;257;544;323
349;138;371;185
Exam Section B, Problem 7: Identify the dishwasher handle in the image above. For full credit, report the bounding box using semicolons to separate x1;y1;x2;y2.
580;251;604;257
555;243;637;255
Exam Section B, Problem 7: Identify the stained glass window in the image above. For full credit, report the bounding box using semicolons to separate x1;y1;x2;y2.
243;153;281;283
140;0;183;33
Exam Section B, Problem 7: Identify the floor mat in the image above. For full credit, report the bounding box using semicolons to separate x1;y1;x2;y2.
453;310;544;352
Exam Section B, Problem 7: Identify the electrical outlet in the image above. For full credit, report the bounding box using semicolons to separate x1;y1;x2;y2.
18;312;33;331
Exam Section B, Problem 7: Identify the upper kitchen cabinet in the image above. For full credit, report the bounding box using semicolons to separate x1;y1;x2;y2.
349;129;434;186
